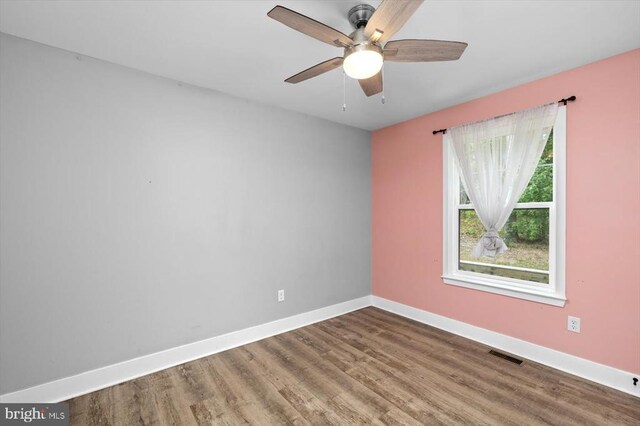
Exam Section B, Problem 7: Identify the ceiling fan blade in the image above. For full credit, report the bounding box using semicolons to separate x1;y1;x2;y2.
285;57;344;84
358;71;383;97
363;0;424;44
384;39;468;62
268;6;352;47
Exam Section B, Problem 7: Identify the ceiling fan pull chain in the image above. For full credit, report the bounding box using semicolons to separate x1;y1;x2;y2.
342;70;347;112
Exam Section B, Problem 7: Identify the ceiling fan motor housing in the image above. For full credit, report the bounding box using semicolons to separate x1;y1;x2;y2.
346;5;382;62
345;27;382;60
348;4;375;29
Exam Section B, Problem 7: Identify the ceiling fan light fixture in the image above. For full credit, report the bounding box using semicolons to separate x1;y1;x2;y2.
343;44;383;80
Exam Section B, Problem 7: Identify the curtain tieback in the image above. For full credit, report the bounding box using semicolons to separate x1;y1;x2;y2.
472;227;508;258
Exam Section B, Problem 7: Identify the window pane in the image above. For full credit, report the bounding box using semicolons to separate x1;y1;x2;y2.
459;184;470;204
458;208;549;284
518;130;553;203
459;130;554;205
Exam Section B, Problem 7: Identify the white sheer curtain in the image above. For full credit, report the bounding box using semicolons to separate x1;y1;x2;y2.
446;102;558;258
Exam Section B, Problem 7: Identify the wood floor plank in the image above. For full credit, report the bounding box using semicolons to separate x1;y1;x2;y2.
67;307;640;425
373;408;424;426
271;331;394;418
190;398;250;426
208;350;304;425
277;383;345;425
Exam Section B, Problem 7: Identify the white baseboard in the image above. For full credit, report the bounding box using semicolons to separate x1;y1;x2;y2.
3;294;637;403
0;296;372;403
372;296;639;397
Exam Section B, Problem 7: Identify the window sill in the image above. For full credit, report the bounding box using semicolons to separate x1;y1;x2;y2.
442;274;566;307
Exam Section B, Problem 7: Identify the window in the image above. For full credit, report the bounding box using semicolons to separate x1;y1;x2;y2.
442;107;566;306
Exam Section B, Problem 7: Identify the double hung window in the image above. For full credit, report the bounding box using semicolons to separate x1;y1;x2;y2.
442;107;566;306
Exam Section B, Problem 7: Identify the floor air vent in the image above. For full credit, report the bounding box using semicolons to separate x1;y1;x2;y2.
488;350;523;365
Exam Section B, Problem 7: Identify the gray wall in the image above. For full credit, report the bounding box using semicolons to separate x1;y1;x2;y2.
0;34;371;394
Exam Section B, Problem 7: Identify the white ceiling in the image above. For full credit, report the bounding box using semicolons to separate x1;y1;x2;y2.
1;1;639;130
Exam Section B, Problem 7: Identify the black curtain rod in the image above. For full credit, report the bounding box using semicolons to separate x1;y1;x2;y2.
432;96;576;135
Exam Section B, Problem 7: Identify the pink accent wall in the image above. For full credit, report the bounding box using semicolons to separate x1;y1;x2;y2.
372;49;640;373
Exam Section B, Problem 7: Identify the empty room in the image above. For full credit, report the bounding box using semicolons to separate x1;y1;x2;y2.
1;0;639;424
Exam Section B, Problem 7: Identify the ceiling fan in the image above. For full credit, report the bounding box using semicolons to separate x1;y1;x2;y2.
267;1;467;97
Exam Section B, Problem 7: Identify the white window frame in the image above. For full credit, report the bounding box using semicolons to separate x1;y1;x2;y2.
442;106;566;307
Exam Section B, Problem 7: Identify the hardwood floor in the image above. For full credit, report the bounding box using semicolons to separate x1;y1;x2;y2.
68;307;640;425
